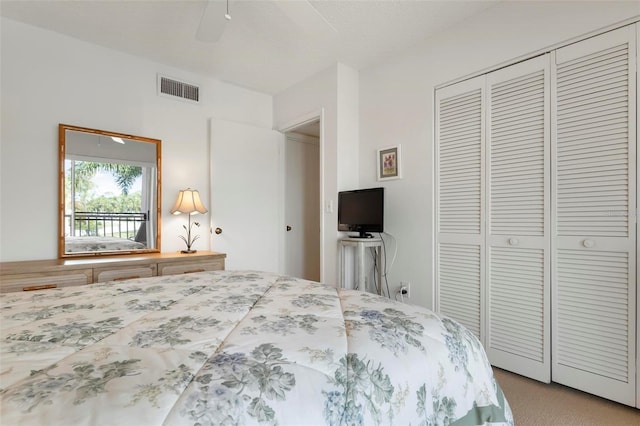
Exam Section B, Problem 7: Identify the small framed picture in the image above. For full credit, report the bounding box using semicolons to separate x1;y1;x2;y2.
377;145;402;181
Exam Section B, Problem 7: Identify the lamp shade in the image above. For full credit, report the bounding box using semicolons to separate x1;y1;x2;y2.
170;188;208;215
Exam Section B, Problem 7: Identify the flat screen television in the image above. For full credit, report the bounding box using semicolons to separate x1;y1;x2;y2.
338;187;384;238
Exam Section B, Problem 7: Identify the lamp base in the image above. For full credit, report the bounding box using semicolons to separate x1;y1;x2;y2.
180;249;198;254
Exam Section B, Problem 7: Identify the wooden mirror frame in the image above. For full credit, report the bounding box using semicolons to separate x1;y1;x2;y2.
58;124;162;258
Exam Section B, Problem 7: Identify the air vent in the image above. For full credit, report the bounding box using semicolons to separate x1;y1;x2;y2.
157;74;200;103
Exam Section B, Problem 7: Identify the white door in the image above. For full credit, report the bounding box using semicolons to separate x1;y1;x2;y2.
485;55;551;382
284;133;320;280
209;118;283;272
552;26;637;406
635;19;640;408
435;75;486;340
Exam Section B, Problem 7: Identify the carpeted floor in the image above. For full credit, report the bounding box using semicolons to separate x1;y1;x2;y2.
493;368;640;425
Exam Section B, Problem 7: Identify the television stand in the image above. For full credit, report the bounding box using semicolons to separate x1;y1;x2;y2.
339;237;383;295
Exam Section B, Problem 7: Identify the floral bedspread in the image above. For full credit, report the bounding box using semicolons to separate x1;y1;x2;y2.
65;236;146;253
0;270;512;425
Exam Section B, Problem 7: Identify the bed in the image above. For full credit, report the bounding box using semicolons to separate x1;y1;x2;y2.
65;236;147;253
0;270;512;425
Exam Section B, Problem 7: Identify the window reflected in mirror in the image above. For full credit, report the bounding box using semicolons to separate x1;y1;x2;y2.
59;124;161;257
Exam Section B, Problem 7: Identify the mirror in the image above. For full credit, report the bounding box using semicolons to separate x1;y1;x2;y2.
59;124;161;258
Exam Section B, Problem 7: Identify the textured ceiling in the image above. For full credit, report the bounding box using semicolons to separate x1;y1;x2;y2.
0;0;499;94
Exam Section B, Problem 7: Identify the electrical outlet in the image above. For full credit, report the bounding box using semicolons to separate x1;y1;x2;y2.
399;281;410;298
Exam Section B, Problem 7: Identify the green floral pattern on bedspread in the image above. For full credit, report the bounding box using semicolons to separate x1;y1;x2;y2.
0;271;512;425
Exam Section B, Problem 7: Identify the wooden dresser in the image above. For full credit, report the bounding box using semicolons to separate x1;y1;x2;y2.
0;251;226;293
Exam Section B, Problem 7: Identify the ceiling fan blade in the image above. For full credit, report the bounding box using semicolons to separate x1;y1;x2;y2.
275;0;337;38
196;0;230;42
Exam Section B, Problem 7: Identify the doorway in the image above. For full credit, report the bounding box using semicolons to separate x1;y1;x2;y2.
284;120;321;281
210;115;322;280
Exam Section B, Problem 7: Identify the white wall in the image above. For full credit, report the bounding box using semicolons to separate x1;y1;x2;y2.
0;17;272;261
359;1;640;309
273;63;359;286
336;63;360;189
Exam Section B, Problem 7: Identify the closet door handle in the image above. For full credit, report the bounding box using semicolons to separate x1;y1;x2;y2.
508;238;519;246
582;239;595;248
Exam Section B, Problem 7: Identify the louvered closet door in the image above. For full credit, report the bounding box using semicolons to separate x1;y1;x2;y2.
435;76;485;339
552;25;637;406
635;23;640;408
486;55;551;382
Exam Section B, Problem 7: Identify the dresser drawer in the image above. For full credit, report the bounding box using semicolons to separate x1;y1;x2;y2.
94;264;157;283
0;269;92;293
0;252;225;290
158;259;224;276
